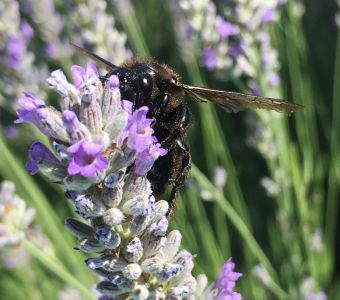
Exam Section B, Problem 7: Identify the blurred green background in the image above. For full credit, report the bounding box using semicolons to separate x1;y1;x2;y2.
0;0;339;299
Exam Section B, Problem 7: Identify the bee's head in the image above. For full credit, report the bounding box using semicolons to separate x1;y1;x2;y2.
112;59;182;115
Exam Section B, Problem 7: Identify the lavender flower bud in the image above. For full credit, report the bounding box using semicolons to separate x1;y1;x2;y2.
163;230;182;261
123;237;143;263
156;263;183;283
104;106;128;142
141;256;164;274
104;257;127;272
148;200;169;225
79;97;103;135
101;184;123;208
95;228;121;249
100;75;122;125
102;208;125;226
104;171;125;189
122;195;150;216
63;175;94;192
154;217;168;236
96;281;124;296
108;274;135;291
167;286;191;298
86;256;109;270
77;237;106;253
194;274;208;297
64;218;95;238
46;70;77;100
122;263;142;280
65;192;106;218
172;250;193;272
141;228;166;259
123;174;152;201
39;107;70;142
62;110;92;142
129;215;150;235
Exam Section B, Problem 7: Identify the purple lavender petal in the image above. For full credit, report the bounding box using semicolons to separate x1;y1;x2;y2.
71;61;99;90
67;140;109;177
126;107;155;153
15;93;46;129
202;48;218;70
28;141;60;164
213;258;242;300
86;61;99;78
26;161;39;175
109;74;120;90
70;65;86;89
6;35;26;69
26;141;60;174
135;143;167;176
121;100;133;115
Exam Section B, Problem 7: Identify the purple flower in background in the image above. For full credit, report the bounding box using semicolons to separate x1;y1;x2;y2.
261;9;276;25
71;61;99;89
26;141;60;174
44;43;58;59
229;41;246;58
213;258;242;300
135;141;167;176
6;35;26;69
67;140;109;177
20;20;34;40
216;17;239;39
126;107;154;153
202;48;218;70
4;126;18;139
269;74;281;87
14;93;45;128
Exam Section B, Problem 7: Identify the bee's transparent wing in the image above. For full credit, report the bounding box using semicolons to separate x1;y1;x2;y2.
71;43;118;70
182;84;303;115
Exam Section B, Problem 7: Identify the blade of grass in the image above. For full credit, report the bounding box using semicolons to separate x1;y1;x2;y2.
190;164;288;299
22;239;95;300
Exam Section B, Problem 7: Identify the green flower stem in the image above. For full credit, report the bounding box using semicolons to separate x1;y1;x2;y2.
183;56;251;226
22;239;95;300
325;25;340;269
190;164;288;299
116;10;150;57
0;132;93;285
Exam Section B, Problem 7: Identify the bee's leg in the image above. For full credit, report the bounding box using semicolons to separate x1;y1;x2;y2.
166;139;191;219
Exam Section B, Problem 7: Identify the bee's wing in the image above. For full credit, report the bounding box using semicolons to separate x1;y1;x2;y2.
71;43;118;70
181;84;303;115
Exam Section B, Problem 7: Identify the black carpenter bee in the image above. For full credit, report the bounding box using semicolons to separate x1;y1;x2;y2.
73;44;303;217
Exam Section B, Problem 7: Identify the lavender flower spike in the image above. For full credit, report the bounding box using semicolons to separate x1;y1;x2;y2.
16;61;236;298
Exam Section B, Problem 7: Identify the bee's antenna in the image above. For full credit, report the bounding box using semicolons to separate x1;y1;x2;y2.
71;43;118;70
